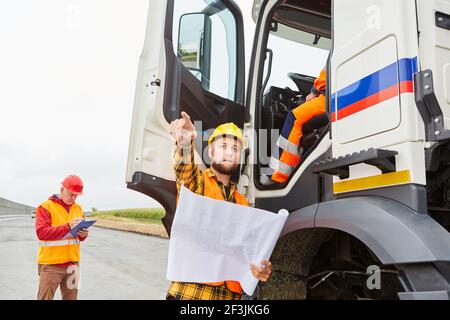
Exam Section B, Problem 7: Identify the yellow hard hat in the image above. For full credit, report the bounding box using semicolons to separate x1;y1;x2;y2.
208;122;246;146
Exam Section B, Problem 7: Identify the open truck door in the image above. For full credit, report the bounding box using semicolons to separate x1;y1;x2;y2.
126;0;246;234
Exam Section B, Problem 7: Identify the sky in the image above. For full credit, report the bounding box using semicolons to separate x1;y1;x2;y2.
0;0;325;211
0;0;154;210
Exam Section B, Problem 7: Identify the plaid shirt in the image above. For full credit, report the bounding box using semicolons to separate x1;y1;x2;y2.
167;143;242;300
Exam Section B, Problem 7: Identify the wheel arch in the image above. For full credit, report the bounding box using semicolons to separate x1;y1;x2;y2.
281;196;450;265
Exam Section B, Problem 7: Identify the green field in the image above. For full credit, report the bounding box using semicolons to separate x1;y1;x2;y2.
90;208;165;224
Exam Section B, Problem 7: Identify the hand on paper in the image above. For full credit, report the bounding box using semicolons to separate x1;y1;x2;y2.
250;259;272;282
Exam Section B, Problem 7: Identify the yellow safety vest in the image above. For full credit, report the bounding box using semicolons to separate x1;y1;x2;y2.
37;200;84;265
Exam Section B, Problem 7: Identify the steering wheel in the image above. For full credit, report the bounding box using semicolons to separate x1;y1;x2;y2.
283;86;298;102
287;72;316;98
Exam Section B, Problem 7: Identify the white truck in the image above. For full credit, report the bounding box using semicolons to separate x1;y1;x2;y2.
126;0;450;299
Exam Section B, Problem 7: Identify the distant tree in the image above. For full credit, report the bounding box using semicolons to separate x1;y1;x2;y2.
91;207;98;212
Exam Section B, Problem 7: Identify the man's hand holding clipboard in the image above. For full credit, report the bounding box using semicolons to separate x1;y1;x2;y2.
63;219;96;239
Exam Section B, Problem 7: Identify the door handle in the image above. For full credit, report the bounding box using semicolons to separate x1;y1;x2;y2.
150;79;161;86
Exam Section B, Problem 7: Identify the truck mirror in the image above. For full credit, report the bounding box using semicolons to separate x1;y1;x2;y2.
177;13;212;89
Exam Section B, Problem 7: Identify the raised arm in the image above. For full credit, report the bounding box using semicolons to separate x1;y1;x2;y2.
170;112;202;193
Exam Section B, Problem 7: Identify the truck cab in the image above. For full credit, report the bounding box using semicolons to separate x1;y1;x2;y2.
127;0;450;299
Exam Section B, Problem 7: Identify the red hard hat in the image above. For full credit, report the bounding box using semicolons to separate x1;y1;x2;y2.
61;175;84;195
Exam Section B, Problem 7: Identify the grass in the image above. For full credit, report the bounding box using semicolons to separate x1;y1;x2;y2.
90;208;165;225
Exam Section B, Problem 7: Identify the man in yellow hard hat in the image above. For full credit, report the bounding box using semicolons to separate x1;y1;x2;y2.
167;112;272;300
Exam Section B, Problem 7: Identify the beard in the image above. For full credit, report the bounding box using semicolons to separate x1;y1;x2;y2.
211;161;239;175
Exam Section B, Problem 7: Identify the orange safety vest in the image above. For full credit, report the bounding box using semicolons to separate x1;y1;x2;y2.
37;200;84;265
201;170;248;295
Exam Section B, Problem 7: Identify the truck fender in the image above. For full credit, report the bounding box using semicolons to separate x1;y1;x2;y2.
281;197;450;265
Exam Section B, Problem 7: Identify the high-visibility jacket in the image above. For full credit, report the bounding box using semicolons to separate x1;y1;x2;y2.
311;68;326;95
271;68;327;183
200;169;248;295
37;200;84;265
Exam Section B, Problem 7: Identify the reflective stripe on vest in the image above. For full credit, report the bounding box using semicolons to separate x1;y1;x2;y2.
39;239;80;247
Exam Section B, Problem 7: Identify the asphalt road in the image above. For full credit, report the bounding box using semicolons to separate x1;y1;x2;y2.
0;214;170;300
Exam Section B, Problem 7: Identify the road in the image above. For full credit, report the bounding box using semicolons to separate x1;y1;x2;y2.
0;214;170;300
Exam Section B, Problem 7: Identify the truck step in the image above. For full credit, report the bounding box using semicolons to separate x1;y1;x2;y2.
311;148;398;179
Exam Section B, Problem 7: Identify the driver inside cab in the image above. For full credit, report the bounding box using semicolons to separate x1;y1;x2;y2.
262;68;327;185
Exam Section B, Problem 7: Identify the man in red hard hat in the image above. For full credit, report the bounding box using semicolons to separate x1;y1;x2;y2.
35;175;89;300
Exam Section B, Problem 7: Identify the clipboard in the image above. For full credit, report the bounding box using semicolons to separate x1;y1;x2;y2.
63;220;96;239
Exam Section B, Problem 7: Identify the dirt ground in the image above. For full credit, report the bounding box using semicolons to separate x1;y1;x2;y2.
87;217;168;239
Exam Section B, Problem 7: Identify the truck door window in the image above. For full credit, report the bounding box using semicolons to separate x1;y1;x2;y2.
263;21;329;92
257;19;330;186
173;0;238;101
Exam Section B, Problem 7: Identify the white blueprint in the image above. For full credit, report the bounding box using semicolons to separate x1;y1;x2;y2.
167;185;288;295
